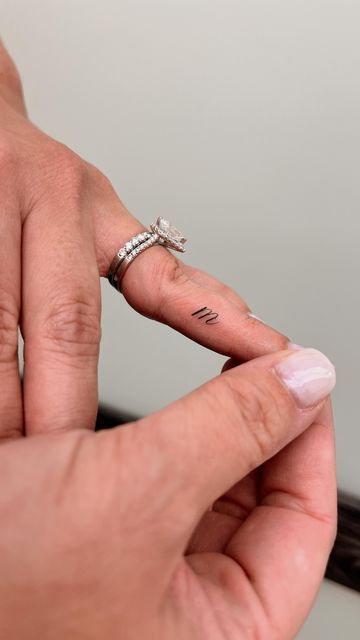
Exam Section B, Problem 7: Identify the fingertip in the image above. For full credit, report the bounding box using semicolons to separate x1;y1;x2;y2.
274;348;336;410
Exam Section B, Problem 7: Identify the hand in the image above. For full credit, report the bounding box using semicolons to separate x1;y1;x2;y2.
0;39;287;440
0;347;336;639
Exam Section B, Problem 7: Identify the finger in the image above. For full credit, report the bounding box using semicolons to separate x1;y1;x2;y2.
0;39;27;116
188;338;284;553
122;250;284;359
21;159;101;435
180;263;251;311
91;182;288;360
188;357;262;553
187;470;259;554
134;348;336;527
220;399;336;638
0;151;23;441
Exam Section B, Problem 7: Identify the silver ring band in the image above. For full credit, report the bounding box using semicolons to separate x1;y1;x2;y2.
108;217;187;292
108;231;152;289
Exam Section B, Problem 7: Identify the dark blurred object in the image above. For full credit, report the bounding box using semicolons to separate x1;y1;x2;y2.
96;406;360;594
95;405;137;430
326;491;360;593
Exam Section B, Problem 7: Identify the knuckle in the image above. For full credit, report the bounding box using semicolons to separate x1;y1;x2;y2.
85;160;114;194
222;373;288;461
162;256;190;289
125;253;190;320
85;161;124;215
154;256;190;320
41;297;101;358
41;141;87;198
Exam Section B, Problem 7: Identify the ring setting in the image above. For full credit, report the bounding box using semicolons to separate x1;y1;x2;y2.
150;217;187;252
108;216;187;291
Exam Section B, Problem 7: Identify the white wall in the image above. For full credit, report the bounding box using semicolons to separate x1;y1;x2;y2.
2;0;359;499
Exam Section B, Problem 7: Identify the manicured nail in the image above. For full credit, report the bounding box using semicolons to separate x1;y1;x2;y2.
274;348;336;408
288;342;304;350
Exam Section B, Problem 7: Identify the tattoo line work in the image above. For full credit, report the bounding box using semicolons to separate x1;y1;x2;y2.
191;306;220;325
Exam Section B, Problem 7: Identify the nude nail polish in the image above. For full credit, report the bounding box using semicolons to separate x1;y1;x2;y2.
274;348;336;408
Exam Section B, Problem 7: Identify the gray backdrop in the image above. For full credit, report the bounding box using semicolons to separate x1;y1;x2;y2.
2;1;360;635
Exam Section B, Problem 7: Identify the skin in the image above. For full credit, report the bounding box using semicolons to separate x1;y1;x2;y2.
0;40;336;639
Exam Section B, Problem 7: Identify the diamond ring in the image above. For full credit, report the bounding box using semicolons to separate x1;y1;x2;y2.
108;216;187;292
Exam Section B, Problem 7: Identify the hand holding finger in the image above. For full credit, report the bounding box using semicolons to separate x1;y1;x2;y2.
133;348;336;531
99;346;336;638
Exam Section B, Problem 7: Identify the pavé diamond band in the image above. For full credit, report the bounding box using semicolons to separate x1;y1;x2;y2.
108;216;187;292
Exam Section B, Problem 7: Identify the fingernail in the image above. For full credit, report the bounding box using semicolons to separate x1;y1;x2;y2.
274;348;336;408
288;342;304;350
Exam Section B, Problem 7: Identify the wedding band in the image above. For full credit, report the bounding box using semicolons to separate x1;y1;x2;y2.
108;216;187;292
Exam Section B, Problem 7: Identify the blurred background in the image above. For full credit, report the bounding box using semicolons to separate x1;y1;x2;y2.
2;0;359;636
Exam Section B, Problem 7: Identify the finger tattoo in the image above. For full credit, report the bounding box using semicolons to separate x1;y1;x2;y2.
191;306;219;325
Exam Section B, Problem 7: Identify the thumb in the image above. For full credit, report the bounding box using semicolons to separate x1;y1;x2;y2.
136;348;336;524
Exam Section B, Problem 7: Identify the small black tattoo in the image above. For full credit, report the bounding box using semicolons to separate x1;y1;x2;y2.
191;306;220;325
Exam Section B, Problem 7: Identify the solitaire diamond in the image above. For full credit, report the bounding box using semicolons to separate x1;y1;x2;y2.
157;217;186;243
150;216;187;252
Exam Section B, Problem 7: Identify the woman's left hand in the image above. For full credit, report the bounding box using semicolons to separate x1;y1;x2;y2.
0;39;288;439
